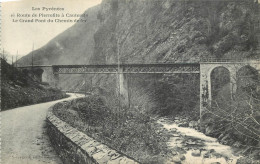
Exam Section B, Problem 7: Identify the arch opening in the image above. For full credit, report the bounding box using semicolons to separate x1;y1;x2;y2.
210;66;231;106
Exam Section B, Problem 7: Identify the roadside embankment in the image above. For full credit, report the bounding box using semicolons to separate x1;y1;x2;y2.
1;59;67;110
46;101;139;164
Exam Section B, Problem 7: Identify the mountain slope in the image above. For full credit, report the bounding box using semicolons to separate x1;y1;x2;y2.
18;0;259;66
92;0;259;64
18;5;100;66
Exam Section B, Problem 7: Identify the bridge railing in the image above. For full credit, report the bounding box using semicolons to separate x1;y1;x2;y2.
200;58;260;63
62;90;92;94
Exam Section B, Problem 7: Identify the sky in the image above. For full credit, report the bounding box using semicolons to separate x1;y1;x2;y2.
1;0;102;59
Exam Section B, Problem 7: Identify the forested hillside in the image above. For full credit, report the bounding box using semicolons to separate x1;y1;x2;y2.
1;59;66;110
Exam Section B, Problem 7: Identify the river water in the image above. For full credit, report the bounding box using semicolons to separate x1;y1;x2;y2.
158;118;241;164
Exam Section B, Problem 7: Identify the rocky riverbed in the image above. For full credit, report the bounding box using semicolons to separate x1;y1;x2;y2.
157;117;241;164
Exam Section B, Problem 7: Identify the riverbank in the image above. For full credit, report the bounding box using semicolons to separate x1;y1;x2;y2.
51;94;260;163
52;96;170;163
158;117;240;164
162;115;260;164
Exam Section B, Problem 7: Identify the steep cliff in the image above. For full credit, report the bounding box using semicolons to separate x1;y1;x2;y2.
92;0;259;64
18;0;259;65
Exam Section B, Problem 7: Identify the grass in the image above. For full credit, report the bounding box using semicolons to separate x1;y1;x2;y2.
53;96;170;164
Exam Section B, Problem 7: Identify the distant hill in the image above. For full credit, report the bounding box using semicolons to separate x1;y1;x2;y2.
18;5;100;66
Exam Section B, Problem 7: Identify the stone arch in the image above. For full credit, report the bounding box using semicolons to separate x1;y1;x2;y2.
237;65;259;92
210;66;231;106
199;61;260;124
207;65;232;78
205;65;232;104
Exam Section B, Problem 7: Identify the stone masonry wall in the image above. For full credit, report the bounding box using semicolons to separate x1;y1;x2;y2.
46;104;139;164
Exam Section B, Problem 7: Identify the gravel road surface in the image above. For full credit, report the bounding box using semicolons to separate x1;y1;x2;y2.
1;93;84;164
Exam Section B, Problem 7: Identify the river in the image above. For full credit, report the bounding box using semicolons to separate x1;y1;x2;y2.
158;118;241;164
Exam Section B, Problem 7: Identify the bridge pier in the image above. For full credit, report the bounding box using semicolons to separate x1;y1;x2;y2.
230;71;237;100
199;61;260;129
53;73;59;88
118;68;129;109
200;65;211;121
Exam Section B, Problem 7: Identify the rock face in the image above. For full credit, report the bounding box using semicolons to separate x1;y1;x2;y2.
92;0;259;64
18;0;259;68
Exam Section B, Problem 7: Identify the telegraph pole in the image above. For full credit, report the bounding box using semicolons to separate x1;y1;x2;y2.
31;43;34;69
117;37;121;122
84;56;87;97
2;49;4;59
16;51;18;67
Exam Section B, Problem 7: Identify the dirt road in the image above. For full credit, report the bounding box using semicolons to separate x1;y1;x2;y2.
1;93;84;164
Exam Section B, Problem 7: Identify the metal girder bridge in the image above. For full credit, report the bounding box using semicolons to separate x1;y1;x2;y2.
52;63;200;74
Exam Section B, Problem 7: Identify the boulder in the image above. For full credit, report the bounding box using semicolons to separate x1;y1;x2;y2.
171;156;181;164
171;154;185;163
179;122;189;127
170;150;177;156
186;140;196;145
183;147;189;151
203;153;210;158
209;149;215;153
172;134;180;137
205;125;214;135
179;154;186;160
170;128;177;132
189;121;198;128
191;150;201;157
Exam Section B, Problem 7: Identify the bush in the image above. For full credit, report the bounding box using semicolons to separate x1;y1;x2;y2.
53;96;168;163
202;85;260;159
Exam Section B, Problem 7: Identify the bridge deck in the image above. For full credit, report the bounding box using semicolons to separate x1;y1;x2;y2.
17;59;260;74
52;63;200;74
